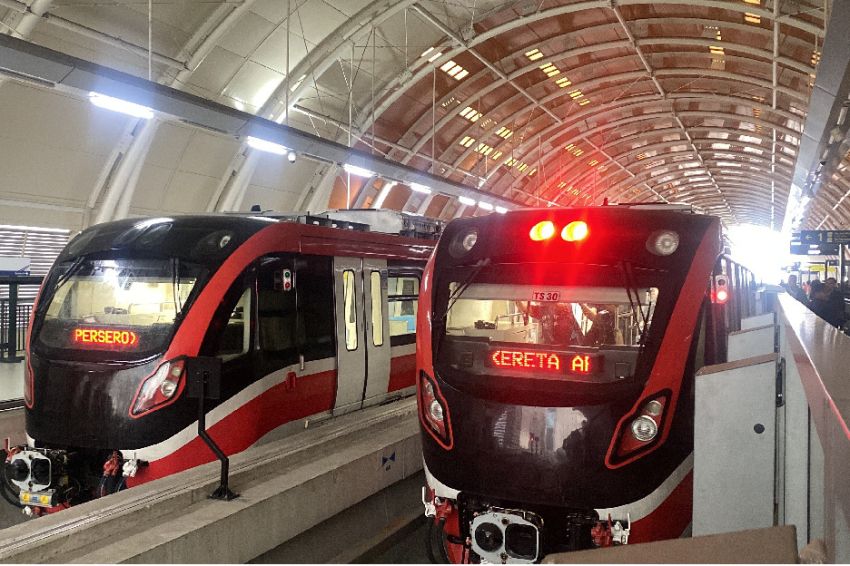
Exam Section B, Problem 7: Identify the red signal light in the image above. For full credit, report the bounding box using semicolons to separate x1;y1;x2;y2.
561;221;589;242
529;221;556;241
713;274;730;304
73;328;139;349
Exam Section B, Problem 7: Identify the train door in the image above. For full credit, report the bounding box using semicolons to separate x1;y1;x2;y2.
333;257;366;414
363;259;391;405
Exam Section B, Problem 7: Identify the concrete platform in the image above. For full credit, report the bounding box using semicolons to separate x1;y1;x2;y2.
542;525;798;563
0;398;421;563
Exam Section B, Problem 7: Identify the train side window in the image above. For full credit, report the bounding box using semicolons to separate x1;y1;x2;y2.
200;273;254;362
388;274;419;346
216;288;252;361
294;255;335;361
371;271;384;347
258;258;298;362
343;270;358;351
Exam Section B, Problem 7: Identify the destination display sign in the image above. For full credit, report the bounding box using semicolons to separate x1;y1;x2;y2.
489;349;601;375
800;230;850;245
791;232;840;256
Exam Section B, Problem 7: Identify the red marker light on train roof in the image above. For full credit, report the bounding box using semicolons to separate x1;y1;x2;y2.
529;221;556;241
561;221;589;242
72;328;139;349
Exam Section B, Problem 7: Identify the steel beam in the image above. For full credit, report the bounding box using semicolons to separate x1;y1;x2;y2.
0;34;516;208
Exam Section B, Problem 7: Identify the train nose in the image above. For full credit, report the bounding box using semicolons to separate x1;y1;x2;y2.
474;522;503;552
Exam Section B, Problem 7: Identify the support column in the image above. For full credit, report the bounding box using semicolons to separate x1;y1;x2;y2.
94;119;159;224
218;151;260;212
299;164;340;213
351;177;377;208
370;181;393;209
415;193;435;215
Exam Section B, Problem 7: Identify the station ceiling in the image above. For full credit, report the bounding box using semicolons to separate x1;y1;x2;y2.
0;0;844;233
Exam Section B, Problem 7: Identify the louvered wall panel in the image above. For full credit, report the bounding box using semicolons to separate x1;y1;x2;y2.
0;225;69;301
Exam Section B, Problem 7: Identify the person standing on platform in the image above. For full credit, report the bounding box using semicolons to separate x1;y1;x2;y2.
782;274;807;304
825;277;847;329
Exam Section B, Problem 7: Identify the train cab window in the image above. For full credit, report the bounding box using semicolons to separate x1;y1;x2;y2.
201;273;254;362
258;258;297;360
445;285;658;348
370;271;384;347
215;288;251;360
343;270;358;351
388;274;419;345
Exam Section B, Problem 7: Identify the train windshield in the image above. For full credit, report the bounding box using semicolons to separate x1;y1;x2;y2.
445;284;658;348
36;258;206;358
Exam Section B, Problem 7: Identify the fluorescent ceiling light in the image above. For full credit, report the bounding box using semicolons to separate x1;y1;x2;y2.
246;136;288;155
89;92;153;119
409;183;432;194
458;196;476;206
478;202;494;211
495;206;508;214
343;163;376;178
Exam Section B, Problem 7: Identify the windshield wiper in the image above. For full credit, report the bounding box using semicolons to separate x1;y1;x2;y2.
434;258;491;354
36;256;86;315
618;260;651;349
171;258;182;314
438;258;491;324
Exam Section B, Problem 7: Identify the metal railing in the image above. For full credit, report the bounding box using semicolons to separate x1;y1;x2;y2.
0;276;42;363
0;301;32;357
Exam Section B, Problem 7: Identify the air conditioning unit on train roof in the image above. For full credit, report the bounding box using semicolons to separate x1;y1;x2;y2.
319;209;444;239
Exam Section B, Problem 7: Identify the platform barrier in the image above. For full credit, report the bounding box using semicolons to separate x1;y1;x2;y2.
0;398;421;563
692;294;850;562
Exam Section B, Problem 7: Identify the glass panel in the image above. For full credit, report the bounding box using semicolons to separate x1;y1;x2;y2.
215;287;251;360
343;270;358;351
37;258;203;355
445;285;658;348
371;271;384;347
388;275;419;338
258;262;297;356
295;256;335;361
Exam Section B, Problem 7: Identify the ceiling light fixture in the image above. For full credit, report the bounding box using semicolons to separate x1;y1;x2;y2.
343;163;376;178
246;136;289;155
89;92;153;119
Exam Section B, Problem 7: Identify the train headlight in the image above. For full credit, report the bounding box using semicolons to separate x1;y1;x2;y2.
450;228;478;257
131;359;185;417
428;399;444;422
646;230;679;256
630;416;658;442
418;371;453;449
644;399;663;417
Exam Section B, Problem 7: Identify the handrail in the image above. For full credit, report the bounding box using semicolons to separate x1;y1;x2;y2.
0;275;42;363
776;294;850;562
